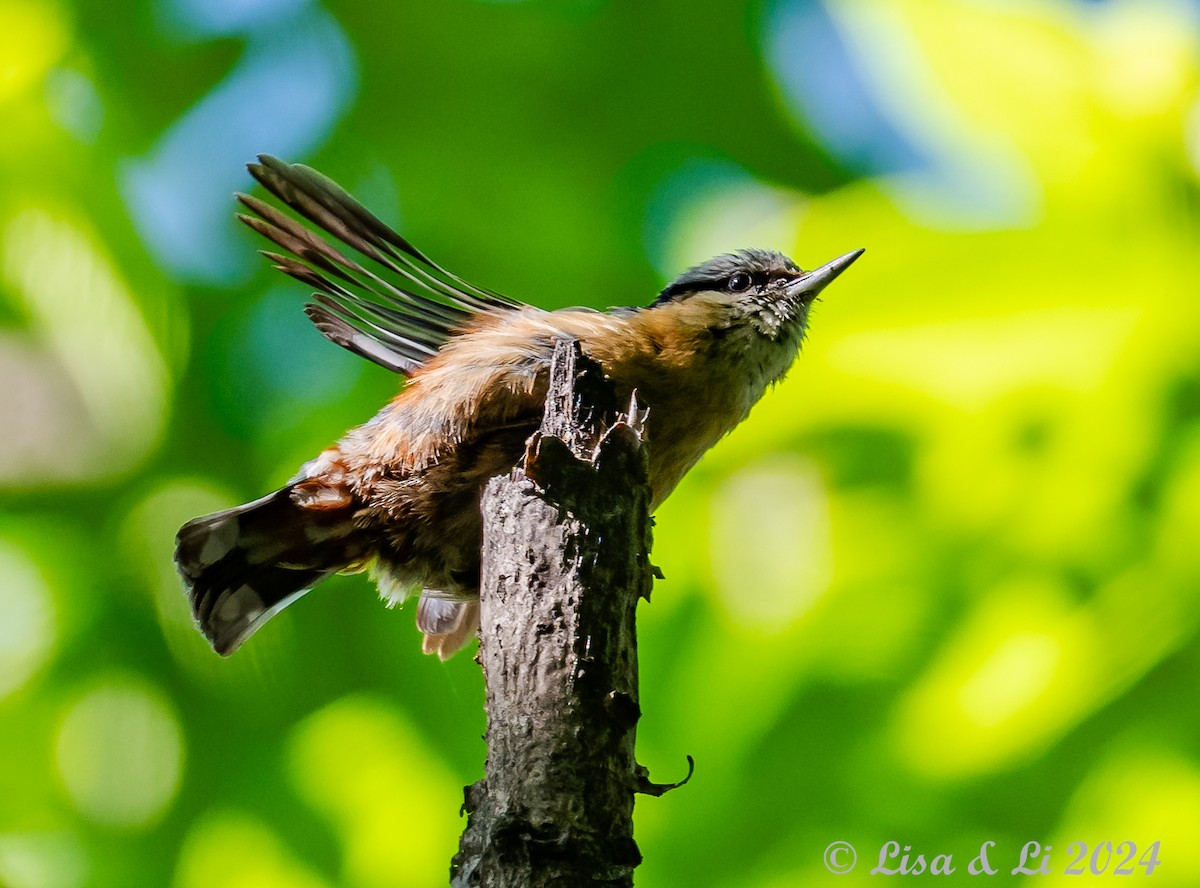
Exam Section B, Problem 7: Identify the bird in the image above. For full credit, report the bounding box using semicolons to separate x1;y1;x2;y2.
175;155;863;660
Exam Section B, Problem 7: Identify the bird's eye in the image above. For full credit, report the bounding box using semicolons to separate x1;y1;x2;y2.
727;272;753;293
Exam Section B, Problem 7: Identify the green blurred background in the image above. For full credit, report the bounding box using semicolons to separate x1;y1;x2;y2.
3;0;1200;885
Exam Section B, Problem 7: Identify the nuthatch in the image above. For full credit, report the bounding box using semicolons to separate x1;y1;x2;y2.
175;156;863;659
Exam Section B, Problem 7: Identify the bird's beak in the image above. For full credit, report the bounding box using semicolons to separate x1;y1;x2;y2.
787;248;865;302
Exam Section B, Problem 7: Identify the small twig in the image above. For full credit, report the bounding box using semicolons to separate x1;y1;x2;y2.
635;755;696;798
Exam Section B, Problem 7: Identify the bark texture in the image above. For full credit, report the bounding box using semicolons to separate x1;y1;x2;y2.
450;339;655;887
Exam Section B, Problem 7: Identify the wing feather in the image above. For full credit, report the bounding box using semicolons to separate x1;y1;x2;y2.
303;305;424;375
238;155;523;375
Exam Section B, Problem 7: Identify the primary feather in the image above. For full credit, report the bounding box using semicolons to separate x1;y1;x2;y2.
237;155;521;375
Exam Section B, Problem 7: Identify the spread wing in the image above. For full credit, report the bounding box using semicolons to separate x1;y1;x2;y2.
237;155;523;375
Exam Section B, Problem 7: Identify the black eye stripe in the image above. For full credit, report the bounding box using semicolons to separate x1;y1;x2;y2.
653;268;791;305
735;272;779;290
654;276;728;303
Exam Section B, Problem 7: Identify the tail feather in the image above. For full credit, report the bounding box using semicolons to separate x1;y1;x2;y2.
175;484;360;655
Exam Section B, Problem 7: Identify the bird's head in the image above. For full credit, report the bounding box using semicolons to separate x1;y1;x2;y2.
653;247;864;344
